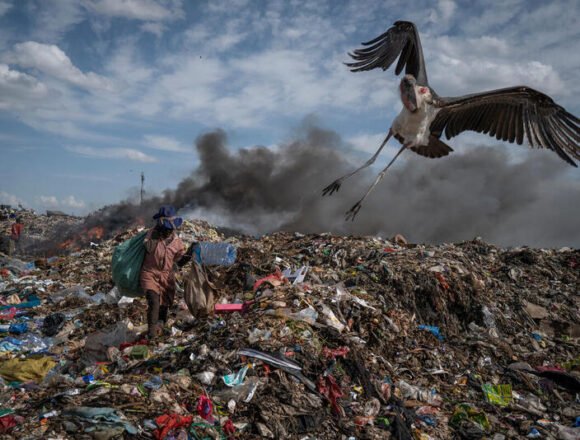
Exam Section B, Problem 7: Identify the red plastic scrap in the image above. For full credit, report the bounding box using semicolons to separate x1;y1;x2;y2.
322;346;350;359
0;415;17;434
196;395;215;423
0;308;17;321
262;365;271;377
253;268;287;291
153;414;193;440
317;375;345;417
536;365;565;373
215;303;245;314
223;419;236;436
435;273;449;290
119;338;148;351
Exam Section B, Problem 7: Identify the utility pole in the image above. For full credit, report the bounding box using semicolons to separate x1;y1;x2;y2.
140;172;145;206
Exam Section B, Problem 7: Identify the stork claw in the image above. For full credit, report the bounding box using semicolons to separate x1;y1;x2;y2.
322;180;342;196
345;201;362;222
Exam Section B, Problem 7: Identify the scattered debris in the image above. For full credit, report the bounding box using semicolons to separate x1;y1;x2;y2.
0;211;579;439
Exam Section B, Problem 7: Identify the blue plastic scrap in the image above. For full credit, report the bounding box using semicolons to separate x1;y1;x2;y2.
418;325;444;341
0;295;41;311
0;323;28;335
62;407;138;435
223;365;249;387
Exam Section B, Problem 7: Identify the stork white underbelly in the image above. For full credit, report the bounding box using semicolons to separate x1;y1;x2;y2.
392;105;440;147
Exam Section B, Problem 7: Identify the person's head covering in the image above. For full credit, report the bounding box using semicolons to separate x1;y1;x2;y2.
153;205;183;230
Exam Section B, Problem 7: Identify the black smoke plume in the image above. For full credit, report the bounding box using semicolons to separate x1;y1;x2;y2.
44;124;580;251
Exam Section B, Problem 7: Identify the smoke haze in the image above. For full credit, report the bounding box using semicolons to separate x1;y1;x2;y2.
81;125;580;249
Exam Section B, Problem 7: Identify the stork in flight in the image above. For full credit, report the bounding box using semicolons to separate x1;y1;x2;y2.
322;21;580;220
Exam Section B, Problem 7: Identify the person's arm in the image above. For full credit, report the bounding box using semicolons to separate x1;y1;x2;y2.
176;242;196;268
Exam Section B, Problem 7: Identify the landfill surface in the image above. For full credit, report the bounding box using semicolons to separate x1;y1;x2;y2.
0;211;579;439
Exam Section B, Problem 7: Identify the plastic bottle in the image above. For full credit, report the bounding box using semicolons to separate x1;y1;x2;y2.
194;242;237;266
397;380;442;406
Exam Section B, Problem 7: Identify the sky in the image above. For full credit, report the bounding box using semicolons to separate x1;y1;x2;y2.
0;0;579;228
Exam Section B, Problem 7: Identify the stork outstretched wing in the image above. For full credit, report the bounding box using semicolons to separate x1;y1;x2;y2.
346;21;429;85
431;87;580;166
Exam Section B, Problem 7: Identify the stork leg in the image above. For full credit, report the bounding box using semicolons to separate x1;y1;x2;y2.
322;129;393;196
345;142;408;221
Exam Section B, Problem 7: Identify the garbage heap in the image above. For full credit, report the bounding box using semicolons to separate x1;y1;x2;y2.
0;219;578;439
0;210;83;256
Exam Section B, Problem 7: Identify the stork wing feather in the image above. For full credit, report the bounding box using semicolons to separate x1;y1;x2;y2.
431;87;580;166
346;21;429;85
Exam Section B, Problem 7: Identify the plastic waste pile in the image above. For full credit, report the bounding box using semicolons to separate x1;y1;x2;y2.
0;211;578;439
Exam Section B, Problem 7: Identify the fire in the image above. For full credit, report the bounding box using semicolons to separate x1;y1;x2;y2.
86;226;104;241
56;224;106;253
58;239;76;250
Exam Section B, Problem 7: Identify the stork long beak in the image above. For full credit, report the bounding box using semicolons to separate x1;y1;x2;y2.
400;79;418;112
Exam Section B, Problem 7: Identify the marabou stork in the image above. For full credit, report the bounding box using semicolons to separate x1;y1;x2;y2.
322;21;580;220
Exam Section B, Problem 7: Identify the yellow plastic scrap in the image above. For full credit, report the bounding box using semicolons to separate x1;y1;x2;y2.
481;383;512;407
0;356;56;383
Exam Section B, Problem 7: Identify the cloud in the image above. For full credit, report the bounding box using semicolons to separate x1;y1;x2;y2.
140;21;166;37
61;195;86;209
65;145;157;162
0;191;24;207
143;134;190;152
425;36;566;98
347;132;392;154
0;63;49;110
8;42;114;91
82;0;184;21
38;195;86;210
28;0;86;42
0;1;12;17
38;195;59;208
427;0;457;26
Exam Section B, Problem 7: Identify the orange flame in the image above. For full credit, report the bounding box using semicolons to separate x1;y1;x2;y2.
86;226;105;241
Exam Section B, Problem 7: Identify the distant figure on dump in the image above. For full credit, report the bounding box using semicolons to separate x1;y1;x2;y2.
140;206;194;339
9;217;24;256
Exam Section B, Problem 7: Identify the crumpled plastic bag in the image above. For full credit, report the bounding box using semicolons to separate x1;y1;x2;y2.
0;356;56;382
81;320;138;365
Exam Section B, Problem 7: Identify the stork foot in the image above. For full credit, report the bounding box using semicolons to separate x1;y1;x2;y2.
345;201;362;222
322;180;342;196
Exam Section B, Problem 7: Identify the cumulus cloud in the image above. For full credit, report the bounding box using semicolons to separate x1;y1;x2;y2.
0;191;24;207
38;195;59;208
425;37;566;98
143;134;190;152
7;42;114;91
61;195;86;209
38;195;86;210
65;145;157;162
0;63;49;110
83;0;184;21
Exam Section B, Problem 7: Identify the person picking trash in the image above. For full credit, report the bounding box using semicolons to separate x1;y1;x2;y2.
9;216;24;256
140;206;194;339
